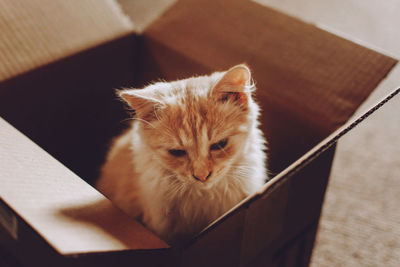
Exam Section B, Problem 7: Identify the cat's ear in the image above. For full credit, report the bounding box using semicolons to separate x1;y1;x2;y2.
118;88;163;120
213;64;254;107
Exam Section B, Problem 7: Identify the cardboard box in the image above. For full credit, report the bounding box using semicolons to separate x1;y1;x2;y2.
0;0;397;266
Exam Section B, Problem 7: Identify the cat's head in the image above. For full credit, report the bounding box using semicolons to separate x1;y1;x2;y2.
119;64;260;188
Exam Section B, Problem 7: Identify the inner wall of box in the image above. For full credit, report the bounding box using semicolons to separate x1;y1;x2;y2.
0;39;324;187
0;36;138;185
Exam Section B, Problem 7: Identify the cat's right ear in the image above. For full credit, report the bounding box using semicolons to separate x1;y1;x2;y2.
118;89;163;120
212;64;254;109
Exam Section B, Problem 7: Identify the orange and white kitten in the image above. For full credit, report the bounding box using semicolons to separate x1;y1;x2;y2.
96;64;267;244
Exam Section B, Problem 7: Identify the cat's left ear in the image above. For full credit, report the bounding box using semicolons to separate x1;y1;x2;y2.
118;88;163;120
213;64;253;107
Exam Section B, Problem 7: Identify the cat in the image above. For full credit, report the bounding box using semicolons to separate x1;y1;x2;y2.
96;64;267;244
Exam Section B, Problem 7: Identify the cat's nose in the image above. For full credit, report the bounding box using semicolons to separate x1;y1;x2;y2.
192;171;212;182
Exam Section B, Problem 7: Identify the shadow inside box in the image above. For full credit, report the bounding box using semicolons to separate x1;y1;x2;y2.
58;198;168;249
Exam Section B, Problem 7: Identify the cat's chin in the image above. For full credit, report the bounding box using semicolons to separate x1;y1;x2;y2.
193;179;215;189
172;174;218;190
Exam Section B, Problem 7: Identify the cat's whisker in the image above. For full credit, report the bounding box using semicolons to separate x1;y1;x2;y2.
119;117;134;124
133;118;156;128
153;105;162;122
120;117;157;129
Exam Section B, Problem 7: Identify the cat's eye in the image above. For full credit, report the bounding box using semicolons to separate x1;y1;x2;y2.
210;138;228;151
168;149;187;157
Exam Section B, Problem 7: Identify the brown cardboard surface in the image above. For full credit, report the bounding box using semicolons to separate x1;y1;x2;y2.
248;222;319;267
0;35;137;185
243;147;335;266
0;0;398;266
239;177;290;264
0;117;168;255
0;0;133;83
116;0;177;32
142;0;397;173
0;209;65;267
181;208;246;267
188;144;335;267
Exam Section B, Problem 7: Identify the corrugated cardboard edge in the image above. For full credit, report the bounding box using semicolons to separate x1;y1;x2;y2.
0;202;18;240
194;87;400;243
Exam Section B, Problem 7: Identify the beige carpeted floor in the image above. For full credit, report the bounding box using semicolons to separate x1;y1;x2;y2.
253;1;400;266
310;73;400;267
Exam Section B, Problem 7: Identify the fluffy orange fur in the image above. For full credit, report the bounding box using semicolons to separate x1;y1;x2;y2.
97;64;267;244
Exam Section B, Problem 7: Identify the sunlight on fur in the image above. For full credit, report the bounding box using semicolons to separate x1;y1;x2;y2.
96;64;268;244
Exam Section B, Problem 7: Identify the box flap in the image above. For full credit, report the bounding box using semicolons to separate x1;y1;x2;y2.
182;208;246;267
142;0;397;173
0;0;134;83
0;117;168;255
196;88;399;265
261;87;400;196
0;35;137;185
